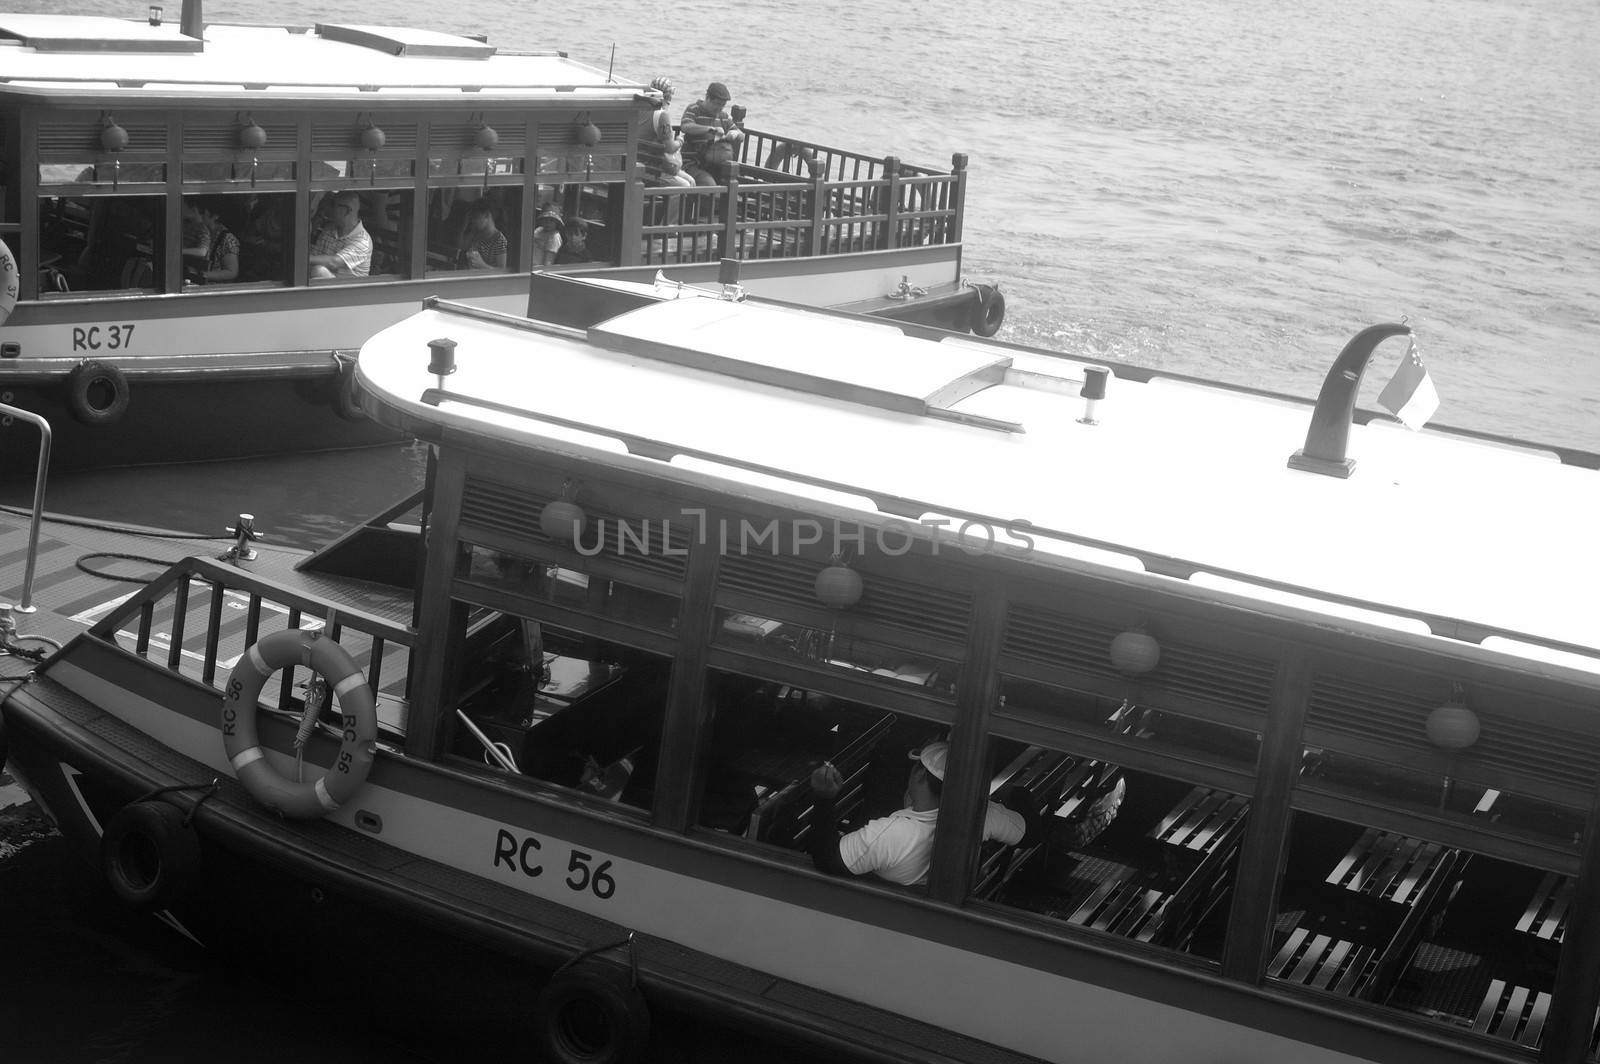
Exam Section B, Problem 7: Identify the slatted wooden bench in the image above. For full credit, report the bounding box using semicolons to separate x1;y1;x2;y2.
1272;828;1465;1000
1473;979;1552;1048
974;747;1113;898
1270;926;1376;995
1516;871;1573;944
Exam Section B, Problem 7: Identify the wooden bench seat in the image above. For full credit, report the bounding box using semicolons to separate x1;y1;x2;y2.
973;748;1117;899
1516;871;1573;944
1270;926;1376;995
1474;979;1551;1048
1273;827;1466;1002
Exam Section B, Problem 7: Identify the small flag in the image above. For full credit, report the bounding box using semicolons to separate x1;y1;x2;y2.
1377;339;1439;431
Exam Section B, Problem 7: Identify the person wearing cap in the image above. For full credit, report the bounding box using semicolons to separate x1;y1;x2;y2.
807;741;1039;887
679;81;744;186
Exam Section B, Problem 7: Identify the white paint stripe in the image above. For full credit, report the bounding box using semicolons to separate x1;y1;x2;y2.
333;673;366;699
246;643;272;675
230;746;264;771
314;777;339;812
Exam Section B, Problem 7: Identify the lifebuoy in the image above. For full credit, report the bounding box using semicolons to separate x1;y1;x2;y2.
222;628;377;820
333;354;365;421
969;284;1006;337
0;237;17;326
533;964;652;1064
65;360;131;426
100;800;201;910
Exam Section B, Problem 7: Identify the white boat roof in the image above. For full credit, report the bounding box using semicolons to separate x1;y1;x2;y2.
357;292;1600;671
0;16;637;101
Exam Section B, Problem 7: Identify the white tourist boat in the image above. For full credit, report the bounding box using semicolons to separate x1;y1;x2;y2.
1;273;1597;1063
0;0;993;473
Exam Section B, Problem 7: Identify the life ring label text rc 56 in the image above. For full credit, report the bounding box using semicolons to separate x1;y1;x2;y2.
72;325;136;351
493;827;619;900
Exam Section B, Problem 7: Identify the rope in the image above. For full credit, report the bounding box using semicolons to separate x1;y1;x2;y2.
75;551;173;583
129;777;223;827
552;930;639;987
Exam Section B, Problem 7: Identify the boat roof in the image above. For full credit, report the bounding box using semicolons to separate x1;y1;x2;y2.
0;16;639;102
356;286;1600;673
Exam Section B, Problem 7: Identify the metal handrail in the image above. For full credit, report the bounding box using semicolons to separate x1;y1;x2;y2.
0;402;51;614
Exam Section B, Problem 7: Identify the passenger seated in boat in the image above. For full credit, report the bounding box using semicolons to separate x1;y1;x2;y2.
180;197;240;284
308;190;371;279
532;205;564;265
679;81;744;186
807;741;1040;887
638;76;693;189
457;200;508;270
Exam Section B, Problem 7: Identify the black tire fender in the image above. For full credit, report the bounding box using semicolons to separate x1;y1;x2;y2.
65;360;131;426
532;963;652;1064
969;283;1006;337
100;800;202;911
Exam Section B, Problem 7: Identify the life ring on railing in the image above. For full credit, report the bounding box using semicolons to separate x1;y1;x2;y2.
333;353;365;421
0;238;18;326
100;800;202;911
969;283;1006;337
533;963;652;1064
222;628;377;820
65;360;131;426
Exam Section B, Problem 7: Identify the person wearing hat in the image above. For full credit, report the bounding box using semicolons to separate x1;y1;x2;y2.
638;76;694;189
807;740;1039;887
679;81;745;186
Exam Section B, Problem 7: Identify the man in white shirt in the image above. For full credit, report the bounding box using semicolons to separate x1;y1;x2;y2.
808;741;1034;887
308;190;372;279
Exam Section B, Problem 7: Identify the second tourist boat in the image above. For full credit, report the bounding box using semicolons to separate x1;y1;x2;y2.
0;0;996;473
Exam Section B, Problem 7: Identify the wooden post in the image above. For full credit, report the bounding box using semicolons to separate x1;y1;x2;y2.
618;171;645;267
808;169;828;257
719;172;740;261
949;152;968;245
881;155;900;250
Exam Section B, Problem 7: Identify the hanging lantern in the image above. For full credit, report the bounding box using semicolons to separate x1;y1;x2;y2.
474;123;499;151
575;119;603;147
814;561;863;610
360;122;386;152
1109;626;1161;675
1426;688;1480;751
239;118;268;151
100;116;129;153
539;497;587;544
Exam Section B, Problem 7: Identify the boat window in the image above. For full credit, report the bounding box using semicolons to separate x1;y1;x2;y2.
975;732;1245;965
40;161;167;188
462;544;681;633
694;669;945;880
309;188;414;281
715;606;957;697
1272;811;1568;1052
449;612;672;813
181;159;296;184
536;182;623;267
426;187;522;275
1298;745;1586;856
999;675;1262;775
180;192;293;287
37;194;165;293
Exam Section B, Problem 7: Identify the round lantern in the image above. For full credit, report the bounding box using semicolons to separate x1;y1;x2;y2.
539;498;586;544
1426;699;1480;752
360;123;386;152
576;121;603;147
239;120;268;150
474;123;499;151
100;119;129;153
1109;627;1161;675
814;563;863;610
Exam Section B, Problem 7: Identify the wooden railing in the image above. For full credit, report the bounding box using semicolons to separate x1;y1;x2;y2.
638;131;967;266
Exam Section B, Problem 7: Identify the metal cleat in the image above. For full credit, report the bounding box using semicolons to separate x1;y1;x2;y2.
222;513;262;563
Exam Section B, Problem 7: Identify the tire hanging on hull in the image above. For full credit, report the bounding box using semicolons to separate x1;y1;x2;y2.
532;963;652;1064
968;283;1006;337
100;800;202;911
64;360;132;426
